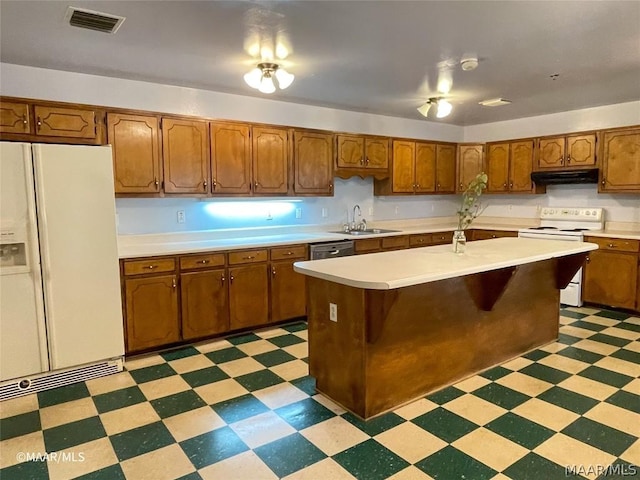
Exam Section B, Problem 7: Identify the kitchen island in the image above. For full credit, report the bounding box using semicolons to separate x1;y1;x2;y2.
294;237;598;419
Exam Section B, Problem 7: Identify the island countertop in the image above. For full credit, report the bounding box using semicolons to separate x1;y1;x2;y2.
294;237;598;290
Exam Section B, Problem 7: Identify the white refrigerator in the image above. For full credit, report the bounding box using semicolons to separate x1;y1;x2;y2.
0;142;124;399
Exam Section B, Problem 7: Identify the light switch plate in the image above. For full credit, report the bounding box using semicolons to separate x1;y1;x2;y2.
329;303;337;322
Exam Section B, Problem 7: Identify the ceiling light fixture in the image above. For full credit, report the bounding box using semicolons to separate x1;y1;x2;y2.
479;98;512;107
244;62;294;94
417;97;453;119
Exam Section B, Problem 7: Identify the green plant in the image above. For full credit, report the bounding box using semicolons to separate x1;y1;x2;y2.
457;172;488;231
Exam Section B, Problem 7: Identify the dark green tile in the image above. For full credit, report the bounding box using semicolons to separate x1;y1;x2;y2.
479;365;511;380
128;363;176;384
523;350;551;361
412;408;478;443
44;416;105;452
595;309;630;321
342;412;404;437
596;460;639;479
253;349;297;367
427;386;465;405
334;439;409;480
605;390;640;414
562;417;636;456
485;412;555;449
254;433;327;478
0;410;41;441
204;347;247;364
93;386;146;413
282;322;307;333
179;426;248;469
151;390;206;418
560;309;589;319
275;398;336;430
588;333;631;347
0;458;49;480
37;382;89;408
557;333;582;345
503;452;572;480
615;322;640;333
109;421;175;461
537;386;599;414
472;383;531;409
74;464;126;480
415;445;496;480
520;363;572;384
557;346;604;364
611;348;640;364
161;346;200;361
227;333;262;345
180;366;229;388
578;365;634;388
235;369;285;391
571;320;608;332
211;394;269;424
268;334;305;348
291;376;316;395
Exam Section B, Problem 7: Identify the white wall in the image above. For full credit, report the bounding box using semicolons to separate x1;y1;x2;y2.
1;63;638;235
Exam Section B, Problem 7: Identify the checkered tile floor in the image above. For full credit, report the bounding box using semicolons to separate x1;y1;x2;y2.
1;306;638;480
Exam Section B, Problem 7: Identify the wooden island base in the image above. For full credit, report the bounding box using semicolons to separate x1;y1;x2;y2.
307;258;573;419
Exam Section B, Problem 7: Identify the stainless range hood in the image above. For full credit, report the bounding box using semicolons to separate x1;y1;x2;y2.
531;168;599;185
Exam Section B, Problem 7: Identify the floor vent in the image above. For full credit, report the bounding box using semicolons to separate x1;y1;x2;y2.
65;6;125;34
0;358;123;401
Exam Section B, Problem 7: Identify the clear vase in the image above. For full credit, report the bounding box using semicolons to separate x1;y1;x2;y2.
452;230;466;254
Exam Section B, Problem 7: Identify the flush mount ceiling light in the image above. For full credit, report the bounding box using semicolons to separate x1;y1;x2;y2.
479;98;512;107
244;62;294;94
417;97;453;119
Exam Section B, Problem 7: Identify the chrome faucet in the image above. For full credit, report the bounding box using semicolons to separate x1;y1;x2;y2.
350;204;366;231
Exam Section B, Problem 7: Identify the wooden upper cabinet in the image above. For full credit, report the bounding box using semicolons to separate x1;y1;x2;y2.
509;141;534;192
486;143;510;192
435;144;456;193
415;142;436;193
210;122;251;195
292;130;334;195
336;135;364;168
391;140;416;193
537;134;596;170
252;126;289;195
600;127;640;193
364;138;389;169
162;118;209;194
107;112;161;194
457;144;484;193
0;101;31;134
34;105;97;139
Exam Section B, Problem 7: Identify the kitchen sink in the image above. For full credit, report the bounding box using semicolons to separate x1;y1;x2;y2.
332;229;401;236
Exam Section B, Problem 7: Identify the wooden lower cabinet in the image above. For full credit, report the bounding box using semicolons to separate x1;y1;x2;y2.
583;237;639;310
229;264;269;330
271;261;307;322
124;274;180;352
470;230;518;241
180;269;229;340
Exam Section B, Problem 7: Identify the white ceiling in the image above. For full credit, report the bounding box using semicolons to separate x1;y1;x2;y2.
1;1;639;126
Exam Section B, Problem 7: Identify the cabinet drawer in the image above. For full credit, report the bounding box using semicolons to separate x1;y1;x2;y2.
123;258;176;276
409;234;432;247
270;245;307;261
34;105;97;139
228;249;268;265
355;238;381;253
432;232;454;244
179;253;225;270
382;236;409;250
586;237;640;253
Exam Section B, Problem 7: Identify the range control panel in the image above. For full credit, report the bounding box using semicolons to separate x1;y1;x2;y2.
540;207;603;222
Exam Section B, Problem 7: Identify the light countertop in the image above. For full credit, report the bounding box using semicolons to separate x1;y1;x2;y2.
293;237;598;290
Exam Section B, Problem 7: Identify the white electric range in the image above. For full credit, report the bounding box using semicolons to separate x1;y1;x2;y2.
518;207;604;307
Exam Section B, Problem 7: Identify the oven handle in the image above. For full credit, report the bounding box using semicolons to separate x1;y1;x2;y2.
518;232;583;242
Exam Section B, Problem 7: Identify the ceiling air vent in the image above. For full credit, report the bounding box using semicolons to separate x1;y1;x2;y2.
65;6;125;34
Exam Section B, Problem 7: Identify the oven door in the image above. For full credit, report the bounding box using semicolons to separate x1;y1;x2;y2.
518;231;584;306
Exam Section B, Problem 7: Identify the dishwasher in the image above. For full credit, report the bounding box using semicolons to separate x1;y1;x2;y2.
309;240;355;259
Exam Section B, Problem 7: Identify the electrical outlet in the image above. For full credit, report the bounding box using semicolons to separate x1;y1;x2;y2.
368;207;374;216
394;206;399;215
329;303;338;322
295;208;302;219
322;208;328;218
177;210;185;224
508;204;513;211
266;210;273;220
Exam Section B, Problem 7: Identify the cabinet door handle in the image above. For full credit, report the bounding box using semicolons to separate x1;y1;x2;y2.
607;243;616;248
416;184;420;189
144;265;157;270
284;251;294;256
221;274;225;284
243;255;255;260
212;178;217;190
360;158;364;165
509;182;514;189
172;277;176;288
459;182;463;188
272;267;276;277
365;157;370;165
36;117;42;130
230;274;234;284
601;177;606;186
22;115;28;125
329;183;333;192
254;181;258;190
154;178;159;188
567;156;571;164
198;259;210;264
203;180;208;191
586;256;590;263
